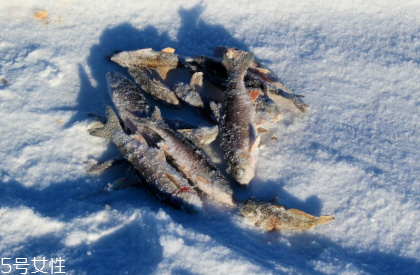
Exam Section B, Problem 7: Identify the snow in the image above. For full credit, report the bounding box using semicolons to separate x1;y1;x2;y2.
1;0;420;274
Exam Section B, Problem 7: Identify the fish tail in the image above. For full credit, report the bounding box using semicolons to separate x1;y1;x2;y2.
316;215;335;225
222;51;254;74
88;106;120;138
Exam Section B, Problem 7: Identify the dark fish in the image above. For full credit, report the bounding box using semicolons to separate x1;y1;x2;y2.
89;107;203;213
220;49;259;185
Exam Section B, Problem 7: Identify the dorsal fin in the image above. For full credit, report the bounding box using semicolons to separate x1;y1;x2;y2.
88;106;120;138
151;106;163;123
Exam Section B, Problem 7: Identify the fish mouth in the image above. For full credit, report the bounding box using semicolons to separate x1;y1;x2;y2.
232;165;254;185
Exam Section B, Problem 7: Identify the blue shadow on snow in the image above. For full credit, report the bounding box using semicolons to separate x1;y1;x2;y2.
8;3;419;275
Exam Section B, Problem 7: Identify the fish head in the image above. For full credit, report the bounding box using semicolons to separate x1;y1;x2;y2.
110;51;131;68
231;151;256;185
237;198;259;219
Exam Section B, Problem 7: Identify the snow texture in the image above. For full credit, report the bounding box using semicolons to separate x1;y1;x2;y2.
1;0;420;274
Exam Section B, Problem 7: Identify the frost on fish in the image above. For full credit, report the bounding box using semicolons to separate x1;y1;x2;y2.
89;107;203;213
107;74;234;206
220;49;259;185
177;125;219;147
106;71;152;130
135;109;235;206
238;198;335;231
128;68;180;106
110;48;178;79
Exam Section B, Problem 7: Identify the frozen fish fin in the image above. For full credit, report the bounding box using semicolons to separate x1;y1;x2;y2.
111;166;142;190
87;155;127;173
223;51;254;74
249;135;260;153
88;107;120;138
257;127;269;134
248;123;260;151
316;215;335;225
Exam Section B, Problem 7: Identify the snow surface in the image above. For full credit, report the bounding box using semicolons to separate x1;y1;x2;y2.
1;0;420;274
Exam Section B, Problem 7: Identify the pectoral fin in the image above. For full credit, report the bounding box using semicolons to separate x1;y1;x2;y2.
249;135;260;153
249;89;261;102
248;123;260;152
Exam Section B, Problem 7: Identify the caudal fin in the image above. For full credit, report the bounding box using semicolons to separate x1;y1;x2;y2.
317;215;335;225
222;50;254;74
88;106;120;138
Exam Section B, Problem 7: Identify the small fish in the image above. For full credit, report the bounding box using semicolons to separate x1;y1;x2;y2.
111;48;178;79
238;198;334;231
89;107;203;213
220;49;259;185
128;68;180;106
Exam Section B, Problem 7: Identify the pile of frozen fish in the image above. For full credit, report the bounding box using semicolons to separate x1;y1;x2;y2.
88;46;334;231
